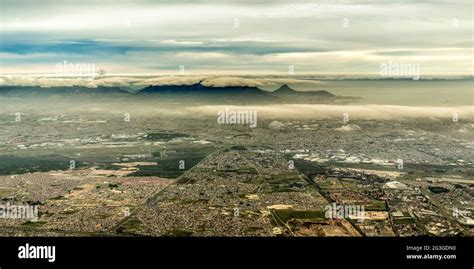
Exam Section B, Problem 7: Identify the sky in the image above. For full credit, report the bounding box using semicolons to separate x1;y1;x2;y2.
0;0;472;76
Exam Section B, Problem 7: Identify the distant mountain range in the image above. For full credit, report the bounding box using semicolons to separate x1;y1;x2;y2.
0;83;355;104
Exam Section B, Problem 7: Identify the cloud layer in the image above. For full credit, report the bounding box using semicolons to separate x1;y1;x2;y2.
0;75;326;88
0;0;472;75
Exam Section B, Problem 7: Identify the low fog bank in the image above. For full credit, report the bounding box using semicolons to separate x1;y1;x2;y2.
1;98;471;121
187;104;474;120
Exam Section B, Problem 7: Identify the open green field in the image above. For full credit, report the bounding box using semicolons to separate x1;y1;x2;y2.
0;141;216;179
0;154;85;175
130;144;215;178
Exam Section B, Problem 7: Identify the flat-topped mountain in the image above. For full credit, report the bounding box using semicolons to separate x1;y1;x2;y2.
138;82;277;104
139;83;270;96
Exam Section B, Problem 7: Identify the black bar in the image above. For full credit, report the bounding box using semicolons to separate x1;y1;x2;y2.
0;237;471;266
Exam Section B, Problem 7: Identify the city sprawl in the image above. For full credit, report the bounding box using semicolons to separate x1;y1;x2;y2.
0;89;472;237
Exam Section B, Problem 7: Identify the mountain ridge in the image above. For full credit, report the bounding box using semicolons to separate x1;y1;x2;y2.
0;83;352;104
